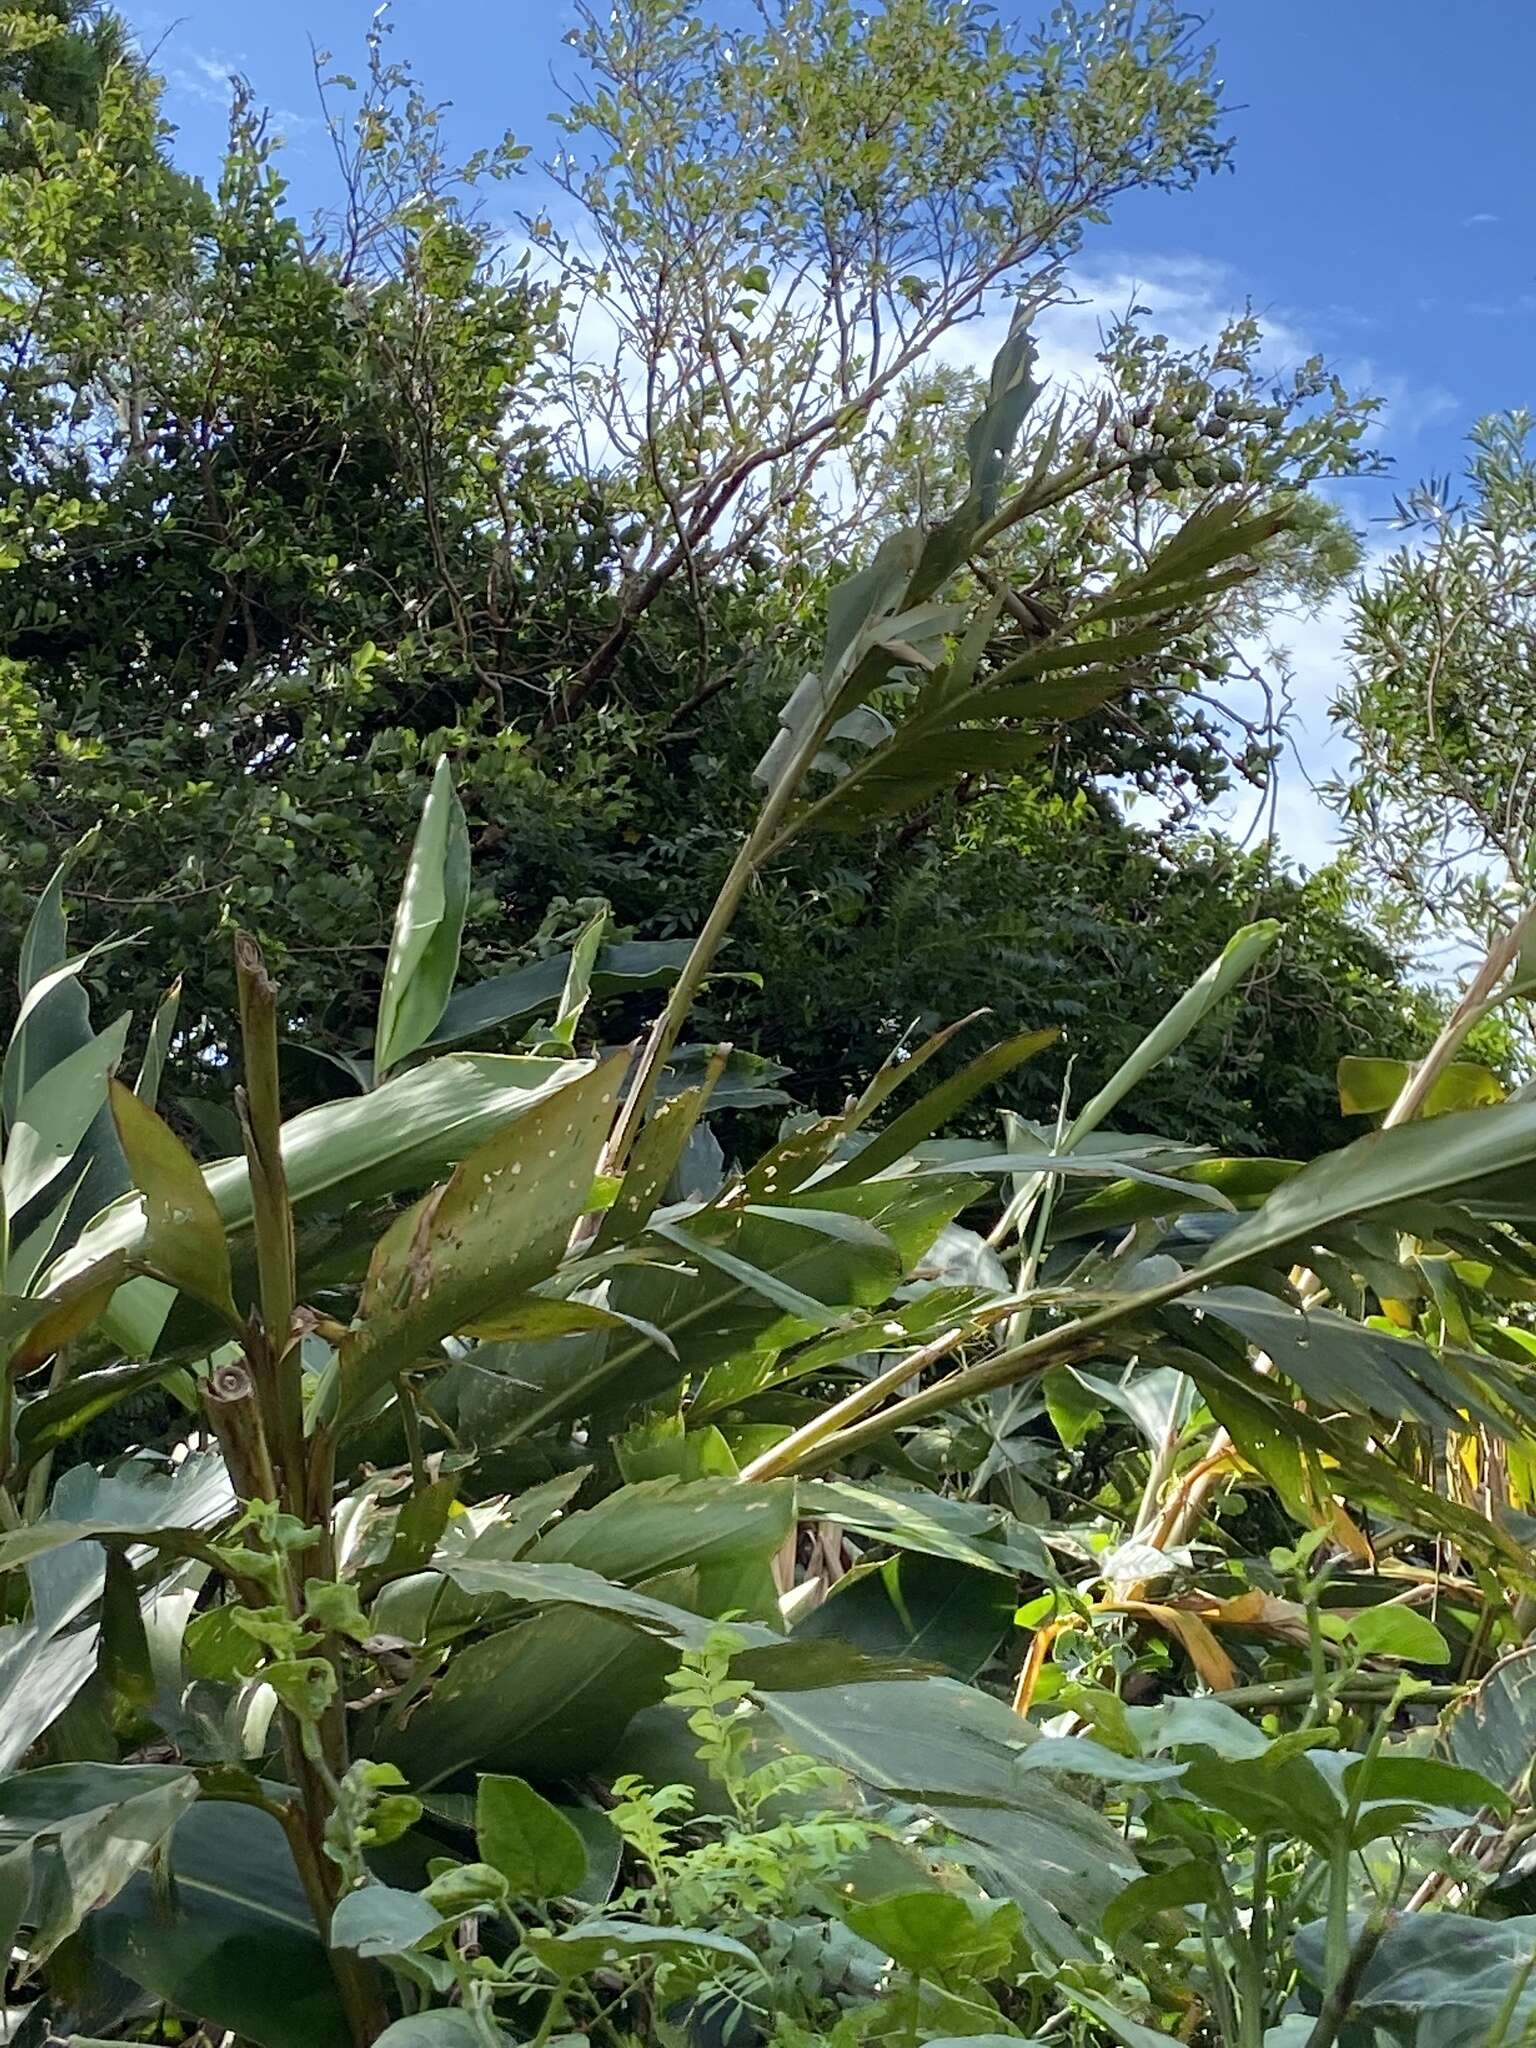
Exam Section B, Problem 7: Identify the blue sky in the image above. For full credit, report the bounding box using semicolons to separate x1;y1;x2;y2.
130;0;1535;865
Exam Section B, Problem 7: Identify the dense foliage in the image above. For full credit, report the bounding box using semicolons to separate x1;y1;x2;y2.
3;10;1536;2048
1335;411;1536;961
0;280;1533;2048
0;0;1425;1156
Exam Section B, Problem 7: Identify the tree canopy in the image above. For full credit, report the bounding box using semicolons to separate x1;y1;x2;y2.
0;0;1424;1152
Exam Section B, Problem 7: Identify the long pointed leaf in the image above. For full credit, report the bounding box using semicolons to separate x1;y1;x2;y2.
334;1053;627;1417
375;755;471;1080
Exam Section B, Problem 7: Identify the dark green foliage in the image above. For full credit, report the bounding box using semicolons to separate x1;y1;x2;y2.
0;0;1425;1163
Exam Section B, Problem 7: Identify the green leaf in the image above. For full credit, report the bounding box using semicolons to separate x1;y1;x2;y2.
796;1480;1051;1580
1102;1858;1221;1947
844;1888;1020;1978
1442;1644;1536;1790
755;1674;1137;1944
1016;1738;1187;1785
16;1356;192;1467
2;1012;129;1217
0;1448;234;1573
594;1075;722;1251
0;1252;136;1378
27;1770;198;1963
527;1476;796;1588
334;1053;626;1417
135;977;182;1107
4;836;138;1281
329;1884;443;1959
1339;1054;1505;1119
792;1553;1016;1681
382;1610;679;1789
375;755;471;1079
109;1079;237;1322
74;1794;351;2048
1292;1911;1536;2048
374;2017;504;2048
47;1052;592;1358
1326;1604;1452;1666
3;837;96;1125
1065;922;1281;1147
1052;1157;1298;1239
534;905;607;1053
381;1473;461;1579
1342;1752;1509;1821
1125;1696;1271;1761
437;1555;738;1648
98;1545;154;1707
461;1293;674;1356
523;1917;761;1983
1177;1751;1341;1853
1198;1093;1536;1285
1184;1288;1519;1436
476;1773;588;1900
0;1839;32;1975
425;941;692;1053
820;1026;1059;1188
1066;1987;1187;2048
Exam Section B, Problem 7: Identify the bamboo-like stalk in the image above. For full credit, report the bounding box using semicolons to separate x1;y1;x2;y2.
204;1359;383;2043
234;932;305;1510
1383;900;1536;1129
603;698;846;1170
755;1267;1198;1476
738;1323;970;1483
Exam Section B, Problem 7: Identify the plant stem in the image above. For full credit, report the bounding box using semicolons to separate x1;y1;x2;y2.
205;1361;377;2043
398;1375;429;1494
1208;1677;1462;1712
234;932;305;1512
1382;900;1536;1128
1325;1700;1392;1992
277;1796;388;2047
21;1343;72;1524
529;1983;570;2048
738;1322;968;1482
605;740;812;1169
759;1268;1198;1474
1303;1911;1389;2048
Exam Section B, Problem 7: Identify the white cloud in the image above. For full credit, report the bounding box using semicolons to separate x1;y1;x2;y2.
165;50;244;110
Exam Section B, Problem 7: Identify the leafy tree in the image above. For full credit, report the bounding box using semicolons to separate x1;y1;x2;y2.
0;0;126;162
1335;411;1536;959
687;790;1440;1157
540;0;1236;714
0;0;1424;1156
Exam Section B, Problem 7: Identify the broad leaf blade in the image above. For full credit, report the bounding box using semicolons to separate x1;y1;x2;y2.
375;755;471;1079
336;1054;627;1416
109;1080;236;1322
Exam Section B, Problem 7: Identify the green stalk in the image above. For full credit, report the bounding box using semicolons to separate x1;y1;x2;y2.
1303;1912;1389;2048
1325;1702;1392;1993
1210;1676;1462;1712
760;1265;1197;1474
234;932;305;1511
1382;901;1536;1130
20;1343;71;1524
1248;1838;1271;2044
738;1319;971;1483
398;1374;429;1494
604;684;849;1170
204;1359;381;2044
1482;1937;1536;2048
